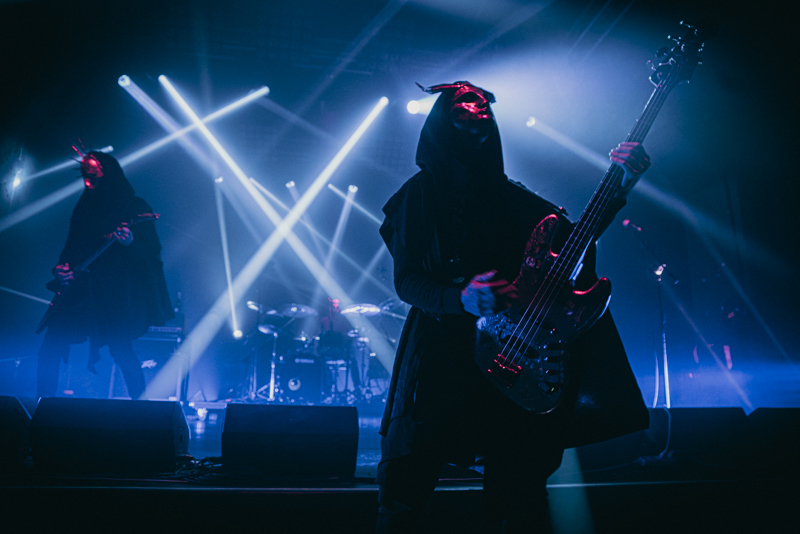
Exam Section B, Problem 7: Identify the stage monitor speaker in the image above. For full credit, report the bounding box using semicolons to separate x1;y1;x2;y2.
222;404;358;477
0;396;32;472
29;397;189;473
748;408;800;475
646;407;754;464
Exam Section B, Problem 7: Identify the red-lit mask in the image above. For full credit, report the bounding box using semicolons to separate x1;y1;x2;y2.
448;84;495;137
81;155;104;189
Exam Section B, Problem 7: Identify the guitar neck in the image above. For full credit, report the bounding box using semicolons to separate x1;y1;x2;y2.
75;238;116;273
72;214;157;274
548;72;680;287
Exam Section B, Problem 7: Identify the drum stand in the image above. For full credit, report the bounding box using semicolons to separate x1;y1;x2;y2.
243;330;279;402
353;337;372;400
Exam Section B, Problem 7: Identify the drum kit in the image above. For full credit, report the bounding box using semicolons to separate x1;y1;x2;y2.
242;298;397;405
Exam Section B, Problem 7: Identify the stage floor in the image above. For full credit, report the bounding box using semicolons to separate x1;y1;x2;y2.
2;402;797;533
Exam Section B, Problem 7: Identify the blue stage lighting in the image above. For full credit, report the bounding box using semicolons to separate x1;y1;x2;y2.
348;185;358;193
118;75;131;87
407;100;420;114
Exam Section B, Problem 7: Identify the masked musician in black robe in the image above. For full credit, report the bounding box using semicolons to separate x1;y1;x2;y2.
375;82;651;533
36;151;173;400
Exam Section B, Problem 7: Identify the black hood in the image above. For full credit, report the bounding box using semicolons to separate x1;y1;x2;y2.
415;81;505;190
67;151;137;258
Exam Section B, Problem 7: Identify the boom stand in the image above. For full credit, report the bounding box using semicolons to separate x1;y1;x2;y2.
625;224;678;408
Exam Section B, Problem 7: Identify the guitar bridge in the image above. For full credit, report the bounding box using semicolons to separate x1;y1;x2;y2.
488;353;522;388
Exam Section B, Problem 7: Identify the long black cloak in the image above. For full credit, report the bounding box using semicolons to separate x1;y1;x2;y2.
378;86;649;470
46;152;173;371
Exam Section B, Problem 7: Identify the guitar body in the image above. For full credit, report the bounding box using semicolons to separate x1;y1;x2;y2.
474;214;611;413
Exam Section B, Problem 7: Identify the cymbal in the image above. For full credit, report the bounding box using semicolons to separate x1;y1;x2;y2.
341;303;381;317
279;303;318;318
257;323;278;335
247;300;283;317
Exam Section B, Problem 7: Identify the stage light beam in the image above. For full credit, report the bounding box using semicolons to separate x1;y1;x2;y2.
215;184;240;339
118;86;269;168
527;116;796;375
144;79;390;398
250;178;394;298
23;145;113;184
119;75;217;176
0;285;50;305
0;179;84;234
327;183;383;225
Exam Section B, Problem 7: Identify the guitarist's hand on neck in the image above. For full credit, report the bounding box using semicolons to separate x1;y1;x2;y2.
54;263;74;286
610;141;651;195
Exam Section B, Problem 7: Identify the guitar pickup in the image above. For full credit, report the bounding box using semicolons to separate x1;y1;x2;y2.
488;353;522;388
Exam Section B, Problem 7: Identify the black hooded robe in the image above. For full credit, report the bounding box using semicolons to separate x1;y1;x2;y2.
377;90;649;487
37;152;173;398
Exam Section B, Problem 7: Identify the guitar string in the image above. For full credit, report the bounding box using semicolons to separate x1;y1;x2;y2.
503;78;673;371
506;73;676;363
503;74;676;374
498;70;678;378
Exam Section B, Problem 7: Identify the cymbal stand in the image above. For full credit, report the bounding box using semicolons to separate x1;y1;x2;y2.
358;338;373;400
256;332;279;401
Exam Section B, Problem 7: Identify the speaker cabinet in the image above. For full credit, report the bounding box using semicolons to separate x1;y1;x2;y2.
29;397;189;473
222;404;358;477
748;408;800;475
0;396;31;472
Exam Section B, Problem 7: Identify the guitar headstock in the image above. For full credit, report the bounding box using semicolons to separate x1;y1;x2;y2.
649;20;717;90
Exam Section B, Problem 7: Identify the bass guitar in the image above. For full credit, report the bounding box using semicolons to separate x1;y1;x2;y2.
474;21;713;413
35;213;160;334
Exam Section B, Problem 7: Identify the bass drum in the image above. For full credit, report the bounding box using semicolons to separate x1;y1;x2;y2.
279;352;323;404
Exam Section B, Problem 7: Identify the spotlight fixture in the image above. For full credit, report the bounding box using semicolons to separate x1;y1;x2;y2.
233;329;243;339
118;75;131;87
407;100;420;114
348;185;358;193
215;177;224;183
526;116;536;127
286;181;295;188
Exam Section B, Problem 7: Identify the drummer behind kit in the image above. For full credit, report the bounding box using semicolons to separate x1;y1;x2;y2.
240;299;393;405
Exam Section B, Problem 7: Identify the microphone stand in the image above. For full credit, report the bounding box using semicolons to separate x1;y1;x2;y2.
623;222;679;409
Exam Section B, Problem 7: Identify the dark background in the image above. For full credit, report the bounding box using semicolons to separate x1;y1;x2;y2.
1;0;797;407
